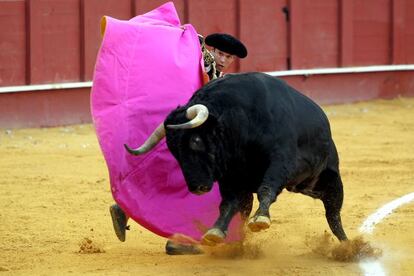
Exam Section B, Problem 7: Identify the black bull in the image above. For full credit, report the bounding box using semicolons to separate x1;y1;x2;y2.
125;72;348;245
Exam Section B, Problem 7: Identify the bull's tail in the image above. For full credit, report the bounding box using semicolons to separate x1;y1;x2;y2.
320;170;348;241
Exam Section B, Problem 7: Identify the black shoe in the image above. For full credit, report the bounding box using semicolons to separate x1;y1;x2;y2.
109;204;128;242
165;240;203;255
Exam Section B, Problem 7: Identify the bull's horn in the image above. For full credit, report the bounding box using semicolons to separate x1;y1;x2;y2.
124;123;165;155
166;104;209;129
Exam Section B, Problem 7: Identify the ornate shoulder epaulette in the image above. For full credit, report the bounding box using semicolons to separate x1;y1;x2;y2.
199;34;217;81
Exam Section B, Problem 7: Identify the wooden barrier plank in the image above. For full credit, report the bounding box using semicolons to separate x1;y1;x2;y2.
82;0;133;81
0;88;91;129
133;0;186;22
289;0;303;69
404;0;414;63
187;0;237;35
391;0;405;64
353;0;392;66
339;0;354;67
28;0;81;84
188;0;238;72
290;0;339;69
0;0;26;86
239;0;288;72
279;71;414;104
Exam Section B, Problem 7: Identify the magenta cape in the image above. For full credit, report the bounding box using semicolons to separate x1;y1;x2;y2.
90;2;242;241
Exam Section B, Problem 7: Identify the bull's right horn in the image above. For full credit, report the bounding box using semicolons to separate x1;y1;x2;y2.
124;123;165;155
166;104;209;129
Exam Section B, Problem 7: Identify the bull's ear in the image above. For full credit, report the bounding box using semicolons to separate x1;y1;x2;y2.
165;106;188;126
203;112;219;128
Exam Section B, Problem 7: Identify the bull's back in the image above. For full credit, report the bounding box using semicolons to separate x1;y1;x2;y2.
202;73;331;137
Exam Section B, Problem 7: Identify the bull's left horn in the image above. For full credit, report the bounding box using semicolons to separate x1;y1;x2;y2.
124;123;165;155
166;104;209;129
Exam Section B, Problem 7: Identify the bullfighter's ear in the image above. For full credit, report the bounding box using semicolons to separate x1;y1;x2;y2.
100;16;107;37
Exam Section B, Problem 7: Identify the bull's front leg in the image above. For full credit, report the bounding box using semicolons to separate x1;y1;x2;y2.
201;193;240;246
248;162;287;232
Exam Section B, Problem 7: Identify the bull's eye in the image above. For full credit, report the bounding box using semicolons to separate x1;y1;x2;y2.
189;135;205;151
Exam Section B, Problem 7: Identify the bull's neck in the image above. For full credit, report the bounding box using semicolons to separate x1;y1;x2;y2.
213;125;245;180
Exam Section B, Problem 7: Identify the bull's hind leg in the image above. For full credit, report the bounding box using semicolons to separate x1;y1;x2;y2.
319;170;348;241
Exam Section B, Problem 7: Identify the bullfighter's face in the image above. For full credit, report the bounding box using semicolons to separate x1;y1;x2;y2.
166;128;216;195
211;48;235;72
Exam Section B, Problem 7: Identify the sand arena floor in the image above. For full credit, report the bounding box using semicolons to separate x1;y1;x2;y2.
1;97;414;275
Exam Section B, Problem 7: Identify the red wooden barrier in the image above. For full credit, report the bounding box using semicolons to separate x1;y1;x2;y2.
280;70;414;104
0;88;91;128
1;0;414;128
353;0;392;65
1;0;414;86
134;0;185;20
0;0;26;86
27;0;81;84
405;1;414;62
187;0;239;72
239;0;288;71
82;0;134;80
289;0;339;69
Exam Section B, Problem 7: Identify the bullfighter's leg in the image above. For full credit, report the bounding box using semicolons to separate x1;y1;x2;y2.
319;170;348;241
165;237;203;255
201;192;244;246
109;204;130;242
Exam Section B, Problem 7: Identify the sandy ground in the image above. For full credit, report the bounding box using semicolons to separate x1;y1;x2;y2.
1;97;414;276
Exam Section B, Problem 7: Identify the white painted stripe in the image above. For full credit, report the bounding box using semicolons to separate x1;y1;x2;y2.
359;192;414;234
360;261;386;276
0;81;93;93
359;191;414;276
1;65;414;94
265;64;414;77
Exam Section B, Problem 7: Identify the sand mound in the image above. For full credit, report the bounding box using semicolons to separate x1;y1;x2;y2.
331;236;382;262
202;230;265;259
306;232;382;262
78;237;105;254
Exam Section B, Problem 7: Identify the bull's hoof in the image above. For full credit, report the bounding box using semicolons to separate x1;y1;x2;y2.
248;215;271;232
201;228;226;246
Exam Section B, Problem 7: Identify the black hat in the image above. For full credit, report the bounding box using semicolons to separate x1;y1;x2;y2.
205;33;247;59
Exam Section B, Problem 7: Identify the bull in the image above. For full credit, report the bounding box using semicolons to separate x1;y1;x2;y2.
125;72;348;245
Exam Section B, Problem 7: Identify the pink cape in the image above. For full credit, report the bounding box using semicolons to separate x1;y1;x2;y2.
91;2;242;241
